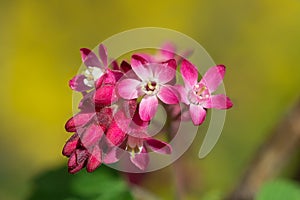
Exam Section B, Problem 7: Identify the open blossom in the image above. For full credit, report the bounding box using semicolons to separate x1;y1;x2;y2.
69;44;108;92
126;135;172;170
117;55;179;121
136;42;193;64
135;42;177;63
176;60;233;125
106;101;172;171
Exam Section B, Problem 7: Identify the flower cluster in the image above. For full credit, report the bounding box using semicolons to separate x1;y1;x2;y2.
63;43;233;173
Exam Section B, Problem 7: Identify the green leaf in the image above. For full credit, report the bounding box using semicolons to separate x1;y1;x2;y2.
27;165;133;200
256;179;300;200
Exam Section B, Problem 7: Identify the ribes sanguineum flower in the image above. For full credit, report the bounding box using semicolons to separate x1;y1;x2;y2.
125;135;172;170
117;55;179;121
176;60;233;125
136;42;192;64
69;44;109;92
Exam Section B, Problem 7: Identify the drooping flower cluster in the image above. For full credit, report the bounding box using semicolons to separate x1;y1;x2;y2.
63;43;232;173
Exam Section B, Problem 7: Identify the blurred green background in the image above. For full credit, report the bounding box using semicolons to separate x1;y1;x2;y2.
1;0;300;199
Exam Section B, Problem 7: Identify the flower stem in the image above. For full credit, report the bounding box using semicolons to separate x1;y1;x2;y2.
164;105;188;200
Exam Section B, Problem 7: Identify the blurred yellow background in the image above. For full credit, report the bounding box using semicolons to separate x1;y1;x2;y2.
1;0;300;199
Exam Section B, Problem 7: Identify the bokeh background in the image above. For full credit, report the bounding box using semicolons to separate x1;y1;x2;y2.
1;0;300;199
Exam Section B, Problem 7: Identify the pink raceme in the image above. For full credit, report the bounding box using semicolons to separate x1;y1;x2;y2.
62;43;233;173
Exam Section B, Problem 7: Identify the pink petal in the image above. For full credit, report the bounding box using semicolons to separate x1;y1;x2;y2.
106;120;127;146
62;134;79;156
65;113;95;132
76;149;89;165
145;138;172;154
200;65;226;92
122;99;138;119
80;48;102;67
189;104;207;126
130;112;149;133
139;95;158;121
69;75;91;92
95;70;116;88
160;42;176;59
157;85;179;104
120;60;132;73
113;110;132;133
162;58;177;70
117;79;140;99
68;161;85;174
134;53;154;63
204;94;233;109
111;60;119;70
96;107;113;131
104;70;117;83
68;152;78;173
174;85;189;105
131;55;152;81
98;44;108;67
103;147;121;164
68;149;89;174
86;145;102;172
95;70;122;89
94;85;117;106
176;49;194;64
152;59;177;84
78;91;95;112
111;70;124;82
81;124;104;148
132;54;149;64
180;59;198;88
130;147;149;171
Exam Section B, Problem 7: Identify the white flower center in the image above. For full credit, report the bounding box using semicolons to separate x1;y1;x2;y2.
126;137;143;157
188;84;210;105
83;67;103;87
141;81;160;95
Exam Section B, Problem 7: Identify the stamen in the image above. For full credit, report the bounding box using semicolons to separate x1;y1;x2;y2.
148;82;156;90
142;81;159;95
126;144;143;158
195;86;207;96
83;67;104;87
188;85;210;105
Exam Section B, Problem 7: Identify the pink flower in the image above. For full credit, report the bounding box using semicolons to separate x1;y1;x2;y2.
136;42;193;64
125;135;172;170
177;60;233;125
105;100;171;171
69;44;109;92
76;69;123;111
117;55;179;121
135;42;177;63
